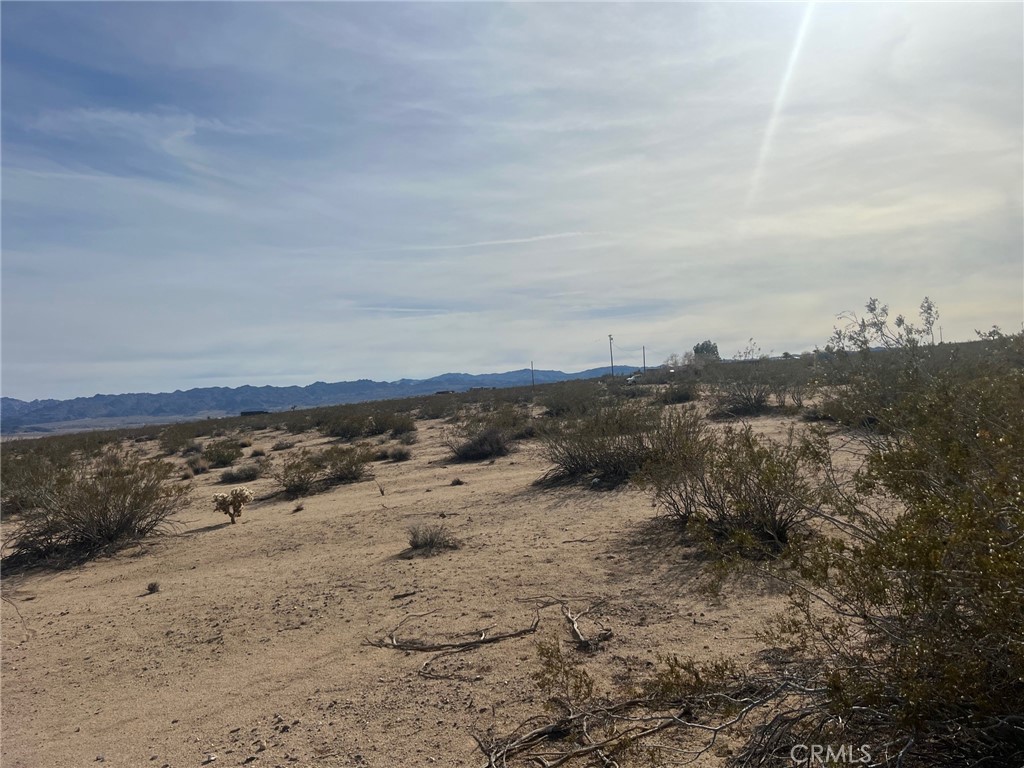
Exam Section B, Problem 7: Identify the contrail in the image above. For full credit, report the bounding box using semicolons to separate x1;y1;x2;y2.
745;1;816;211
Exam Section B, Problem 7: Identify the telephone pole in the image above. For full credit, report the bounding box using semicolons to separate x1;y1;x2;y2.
609;334;615;377
642;346;647;374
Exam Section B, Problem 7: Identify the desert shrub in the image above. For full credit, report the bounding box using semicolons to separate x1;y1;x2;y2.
639;417;816;556
319;413;365;440
212;487;254;524
539;404;663;487
448;427;510;462
416;396;458;421
220;461;266;484
747;348;1024;765
817;297;944;429
397;431;417;445
180;440;203;456
146;581;160;594
657;382;699;405
707;341;773;418
203;439;243;468
4;448;190;566
320;445;371;484
388;446;412;462
1;452;71;517
249;447;266;458
540;380;602;418
186;455;210;475
406;524;459;555
237;438;253;448
272;449;322;497
270;446;370;497
271;439;295;451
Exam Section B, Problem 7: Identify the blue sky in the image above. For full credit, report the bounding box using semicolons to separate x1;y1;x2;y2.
2;2;1021;401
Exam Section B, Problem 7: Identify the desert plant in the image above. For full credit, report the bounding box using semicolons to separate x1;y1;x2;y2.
185;455;210;475
203;439;243;468
406;523;459;555
4;448;191;565
270;446;370;497
657;381;700;405
271;439;295;451
212;487;255;524
539;404;662;487
271;449;321;497
540;380;602;418
448;427;510;462
219;461;266;483
249;447;266;458
708;340;773;418
146;581;160;594
388;446;412;462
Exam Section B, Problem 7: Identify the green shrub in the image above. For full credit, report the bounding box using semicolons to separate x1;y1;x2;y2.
203;439;243;468
270;446;370;497
4;448;191;566
539;404;661;486
272;449;321;497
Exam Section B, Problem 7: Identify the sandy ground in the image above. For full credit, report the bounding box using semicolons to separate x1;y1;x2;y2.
1;414;800;768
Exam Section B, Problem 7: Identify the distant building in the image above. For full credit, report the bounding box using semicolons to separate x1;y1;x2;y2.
240;410;270;417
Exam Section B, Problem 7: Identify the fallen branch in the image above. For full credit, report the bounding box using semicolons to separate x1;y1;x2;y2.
368;610;541;652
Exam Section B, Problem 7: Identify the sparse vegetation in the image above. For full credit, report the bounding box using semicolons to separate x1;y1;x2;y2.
271;439;295;451
539;404;662;487
3;447;191;567
270;446;371;497
219;461;267;484
406;524;459;556
202;439;243;468
447;427;510;462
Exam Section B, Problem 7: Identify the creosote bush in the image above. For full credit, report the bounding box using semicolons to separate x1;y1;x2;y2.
3;448;191;566
641;421;817;558
270;446;371;498
203;439;243;468
539;404;664;487
447;427;510;462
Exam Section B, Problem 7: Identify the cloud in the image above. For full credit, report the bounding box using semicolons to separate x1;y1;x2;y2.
1;2;1021;400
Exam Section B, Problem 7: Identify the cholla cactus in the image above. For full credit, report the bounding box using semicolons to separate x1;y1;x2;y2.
212;487;255;524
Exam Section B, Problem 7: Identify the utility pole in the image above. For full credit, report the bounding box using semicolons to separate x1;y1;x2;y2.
530;361;535;397
642;346;647;375
609;334;615;377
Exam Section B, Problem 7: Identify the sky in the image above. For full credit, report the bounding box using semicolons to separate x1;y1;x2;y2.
2;1;1022;401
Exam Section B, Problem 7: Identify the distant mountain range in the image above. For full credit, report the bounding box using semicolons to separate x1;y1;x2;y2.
0;366;640;434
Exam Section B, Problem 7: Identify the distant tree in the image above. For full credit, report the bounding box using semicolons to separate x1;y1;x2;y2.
693;340;720;360
663;353;686;370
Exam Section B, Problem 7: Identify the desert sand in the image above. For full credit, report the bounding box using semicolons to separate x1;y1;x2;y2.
1;413;800;768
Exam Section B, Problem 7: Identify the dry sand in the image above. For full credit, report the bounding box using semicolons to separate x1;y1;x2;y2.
1;414;801;768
